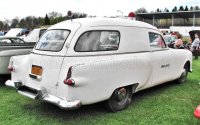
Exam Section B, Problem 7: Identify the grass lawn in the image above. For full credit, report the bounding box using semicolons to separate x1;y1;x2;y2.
0;59;200;125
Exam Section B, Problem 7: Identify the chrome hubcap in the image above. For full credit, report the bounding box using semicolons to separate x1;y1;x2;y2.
116;87;127;101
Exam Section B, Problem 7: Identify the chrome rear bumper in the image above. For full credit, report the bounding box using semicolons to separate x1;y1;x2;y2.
5;80;81;110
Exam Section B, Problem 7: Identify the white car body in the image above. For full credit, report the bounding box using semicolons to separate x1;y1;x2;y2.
6;18;192;111
5;28;25;37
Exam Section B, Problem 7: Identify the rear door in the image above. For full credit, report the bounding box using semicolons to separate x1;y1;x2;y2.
25;26;80;95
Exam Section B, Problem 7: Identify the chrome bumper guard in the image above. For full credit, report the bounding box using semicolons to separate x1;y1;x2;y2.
5;80;81;109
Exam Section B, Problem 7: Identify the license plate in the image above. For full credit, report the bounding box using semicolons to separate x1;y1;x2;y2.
31;65;43;76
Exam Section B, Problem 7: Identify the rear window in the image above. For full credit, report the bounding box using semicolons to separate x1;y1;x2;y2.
35;30;70;51
75;31;120;52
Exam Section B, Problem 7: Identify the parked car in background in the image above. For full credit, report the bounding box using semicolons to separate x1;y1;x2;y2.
5;28;29;38
3;31;7;35
6;18;192;112
0;37;25;43
0;31;4;36
24;28;47;43
0;37;35;75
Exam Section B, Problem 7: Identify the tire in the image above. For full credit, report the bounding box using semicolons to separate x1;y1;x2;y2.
105;86;132;112
0;75;10;84
176;64;189;84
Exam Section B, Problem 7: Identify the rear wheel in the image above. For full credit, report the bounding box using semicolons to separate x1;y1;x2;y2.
105;86;132;112
176;64;188;84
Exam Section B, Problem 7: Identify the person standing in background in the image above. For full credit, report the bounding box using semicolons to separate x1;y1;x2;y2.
174;33;183;49
191;33;200;51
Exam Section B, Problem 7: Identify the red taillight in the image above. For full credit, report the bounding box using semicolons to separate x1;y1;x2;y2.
8;66;15;72
64;79;75;86
64;66;75;86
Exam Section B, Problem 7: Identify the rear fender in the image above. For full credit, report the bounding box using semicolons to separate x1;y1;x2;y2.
10;54;30;82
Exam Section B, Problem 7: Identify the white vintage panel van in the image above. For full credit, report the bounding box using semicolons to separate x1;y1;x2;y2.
6;18;192;112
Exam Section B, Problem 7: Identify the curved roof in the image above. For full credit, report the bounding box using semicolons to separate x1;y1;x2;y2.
49;18;157;30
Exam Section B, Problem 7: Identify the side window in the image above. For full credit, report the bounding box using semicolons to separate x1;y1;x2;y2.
75;31;120;52
149;32;166;49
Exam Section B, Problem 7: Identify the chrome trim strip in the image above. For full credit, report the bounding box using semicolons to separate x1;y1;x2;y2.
30;50;151;57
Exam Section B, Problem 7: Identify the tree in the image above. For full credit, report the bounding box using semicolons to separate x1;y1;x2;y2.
135;7;148;13
164;8;169;12
78;13;87;18
3;23;9;30
179;6;184;11
73;13;79;19
190;6;194;11
38;17;44;26
48;11;62;19
0;11;87;30
0;21;4;30
24;16;35;29
3;19;11;28
10;18;19;28
194;6;200;10
18;19;25;28
44;14;50;25
184;6;189;11
172;6;177;12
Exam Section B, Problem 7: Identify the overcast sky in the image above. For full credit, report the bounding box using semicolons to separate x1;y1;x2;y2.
0;0;200;20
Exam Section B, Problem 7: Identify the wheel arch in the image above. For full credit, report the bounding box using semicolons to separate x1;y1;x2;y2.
185;60;191;72
105;83;139;112
108;83;139;99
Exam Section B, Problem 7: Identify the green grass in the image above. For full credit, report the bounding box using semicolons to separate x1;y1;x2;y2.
0;60;200;125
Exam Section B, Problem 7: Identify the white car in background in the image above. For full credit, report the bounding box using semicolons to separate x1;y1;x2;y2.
24;28;47;43
0;28;47;75
6;18;192;112
0;37;34;75
5;28;29;38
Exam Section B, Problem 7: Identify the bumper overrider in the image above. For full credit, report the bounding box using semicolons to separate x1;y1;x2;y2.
5;80;81;110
